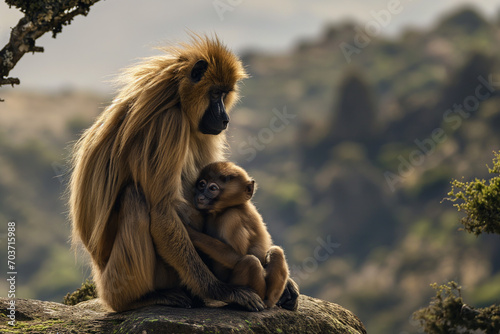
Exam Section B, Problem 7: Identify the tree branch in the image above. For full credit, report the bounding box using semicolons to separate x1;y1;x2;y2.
0;0;101;99
0;77;20;86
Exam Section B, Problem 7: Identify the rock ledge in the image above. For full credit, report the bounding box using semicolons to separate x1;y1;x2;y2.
0;295;366;333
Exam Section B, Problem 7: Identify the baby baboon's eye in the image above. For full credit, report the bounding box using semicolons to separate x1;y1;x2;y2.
198;180;206;189
209;184;219;192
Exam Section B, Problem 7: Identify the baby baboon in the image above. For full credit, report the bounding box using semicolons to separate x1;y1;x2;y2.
187;161;298;308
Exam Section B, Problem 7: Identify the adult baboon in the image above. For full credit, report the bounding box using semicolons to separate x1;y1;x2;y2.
69;35;271;311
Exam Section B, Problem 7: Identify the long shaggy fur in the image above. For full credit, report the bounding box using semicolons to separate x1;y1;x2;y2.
69;35;252;311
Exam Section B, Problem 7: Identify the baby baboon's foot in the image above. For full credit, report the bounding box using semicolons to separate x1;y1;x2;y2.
277;279;299;311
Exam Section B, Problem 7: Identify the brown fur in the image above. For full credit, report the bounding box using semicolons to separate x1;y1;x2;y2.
188;162;290;308
69;35;265;312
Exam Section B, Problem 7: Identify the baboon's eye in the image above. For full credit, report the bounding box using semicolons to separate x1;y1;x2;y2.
198;180;206;189
209;184;219;192
211;90;221;100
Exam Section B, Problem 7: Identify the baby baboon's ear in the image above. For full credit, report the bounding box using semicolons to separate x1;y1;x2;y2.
246;180;255;199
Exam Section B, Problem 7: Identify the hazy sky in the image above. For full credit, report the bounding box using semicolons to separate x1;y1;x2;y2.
1;0;499;91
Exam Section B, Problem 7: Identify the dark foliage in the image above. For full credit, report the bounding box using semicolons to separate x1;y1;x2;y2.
63;279;97;306
413;282;500;333
446;151;500;235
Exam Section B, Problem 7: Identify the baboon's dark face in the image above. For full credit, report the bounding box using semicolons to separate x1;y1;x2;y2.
188;59;235;135
198;88;230;135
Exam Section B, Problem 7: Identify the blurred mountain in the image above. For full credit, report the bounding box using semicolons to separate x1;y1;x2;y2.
1;6;500;334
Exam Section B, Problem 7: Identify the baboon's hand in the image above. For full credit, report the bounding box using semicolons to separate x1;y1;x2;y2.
277;278;299;311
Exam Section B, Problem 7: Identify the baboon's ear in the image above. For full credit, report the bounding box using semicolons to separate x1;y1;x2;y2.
246;180;255;199
191;59;208;83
